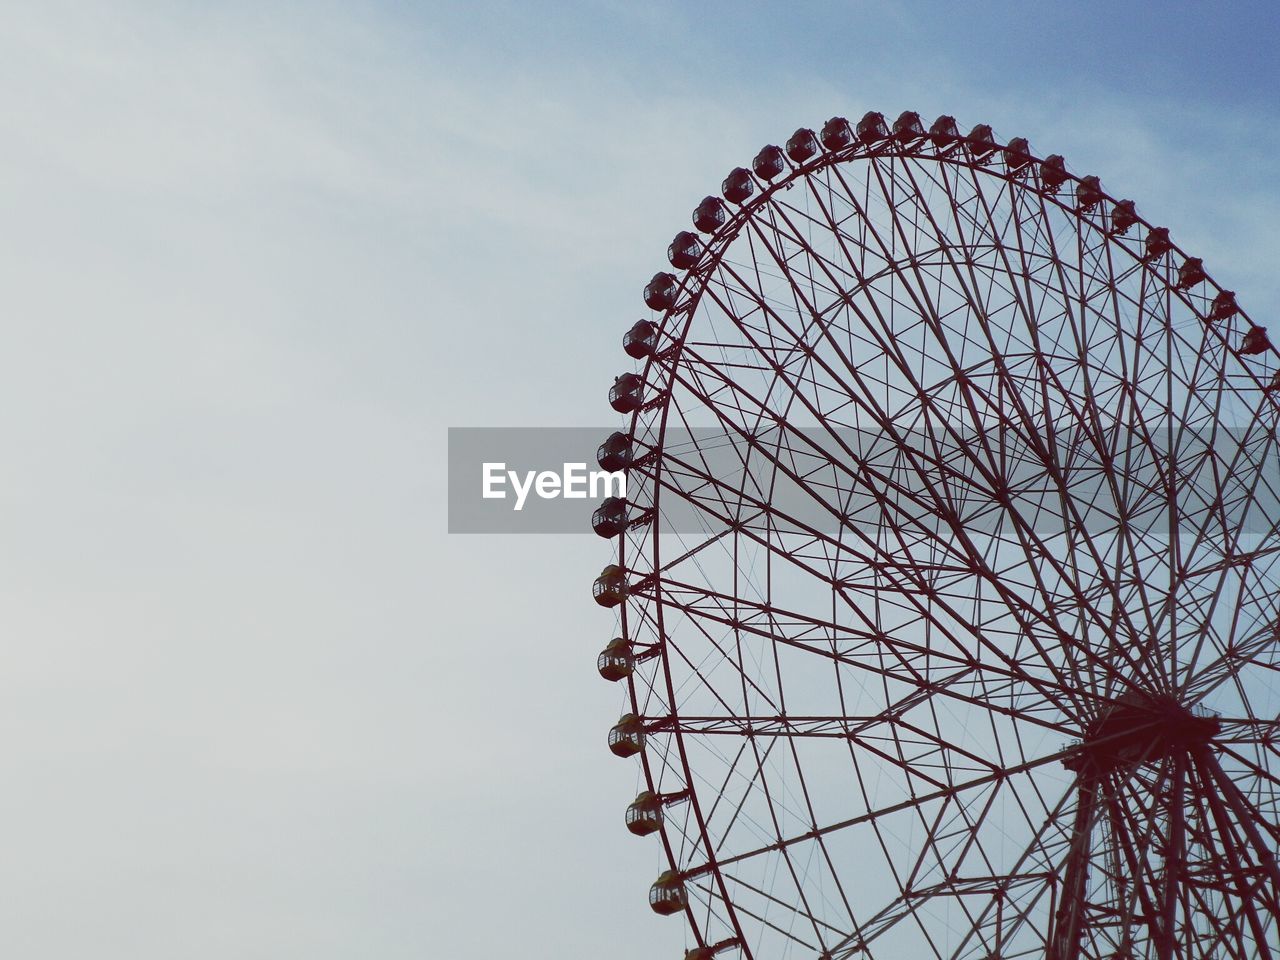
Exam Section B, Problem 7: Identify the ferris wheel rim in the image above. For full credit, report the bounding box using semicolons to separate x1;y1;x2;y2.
607;111;1280;960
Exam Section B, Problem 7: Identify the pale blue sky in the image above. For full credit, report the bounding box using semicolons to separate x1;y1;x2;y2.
0;2;1276;958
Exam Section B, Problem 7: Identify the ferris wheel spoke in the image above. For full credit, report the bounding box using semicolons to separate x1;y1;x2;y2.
1216;747;1280;830
717;714;854;952
942;803;1074;959
652;411;1013;629
910;157;1170;697
757;719;865;935
1194;746;1280;892
653;579;1074;736
904;777;1040;954
847;160;1165;697
832;159;1156;696
700;235;1150;710
990;170;1176;687
655;713;1004;796
1167;476;1280;695
684;739;1080;887
658;566;960;673
701;736;776;855
661;348;1097;715
645;506;1085;732
1143;320;1280;694
1183;614;1280;704
1186;757;1279;958
969;166;1176;668
681;734;800;879
661;604;784;719
710;873;826;954
1173;445;1280;696
824;777;1071;959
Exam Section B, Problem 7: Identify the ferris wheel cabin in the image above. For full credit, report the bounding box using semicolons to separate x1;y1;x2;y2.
609;373;644;413
591;496;628;538
667;231;702;270
692;196;727;233
608;713;645;758
597;431;632;472
596;637;633;682
752;144;785;181
649;870;687;915
625;791;664;836
623;319;657;359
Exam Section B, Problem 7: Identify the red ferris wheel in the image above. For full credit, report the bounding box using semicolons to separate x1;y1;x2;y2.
593;111;1280;960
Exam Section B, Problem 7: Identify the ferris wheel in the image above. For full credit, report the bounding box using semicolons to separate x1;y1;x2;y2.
591;110;1280;960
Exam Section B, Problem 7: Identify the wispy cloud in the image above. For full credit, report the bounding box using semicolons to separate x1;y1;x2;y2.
0;2;1274;958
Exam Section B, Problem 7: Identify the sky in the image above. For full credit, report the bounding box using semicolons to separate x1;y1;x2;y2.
0;1;1278;957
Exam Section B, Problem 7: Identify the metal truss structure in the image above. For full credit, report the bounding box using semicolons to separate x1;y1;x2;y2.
594;111;1280;960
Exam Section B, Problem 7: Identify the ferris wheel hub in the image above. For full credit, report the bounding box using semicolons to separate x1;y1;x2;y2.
1062;693;1221;776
